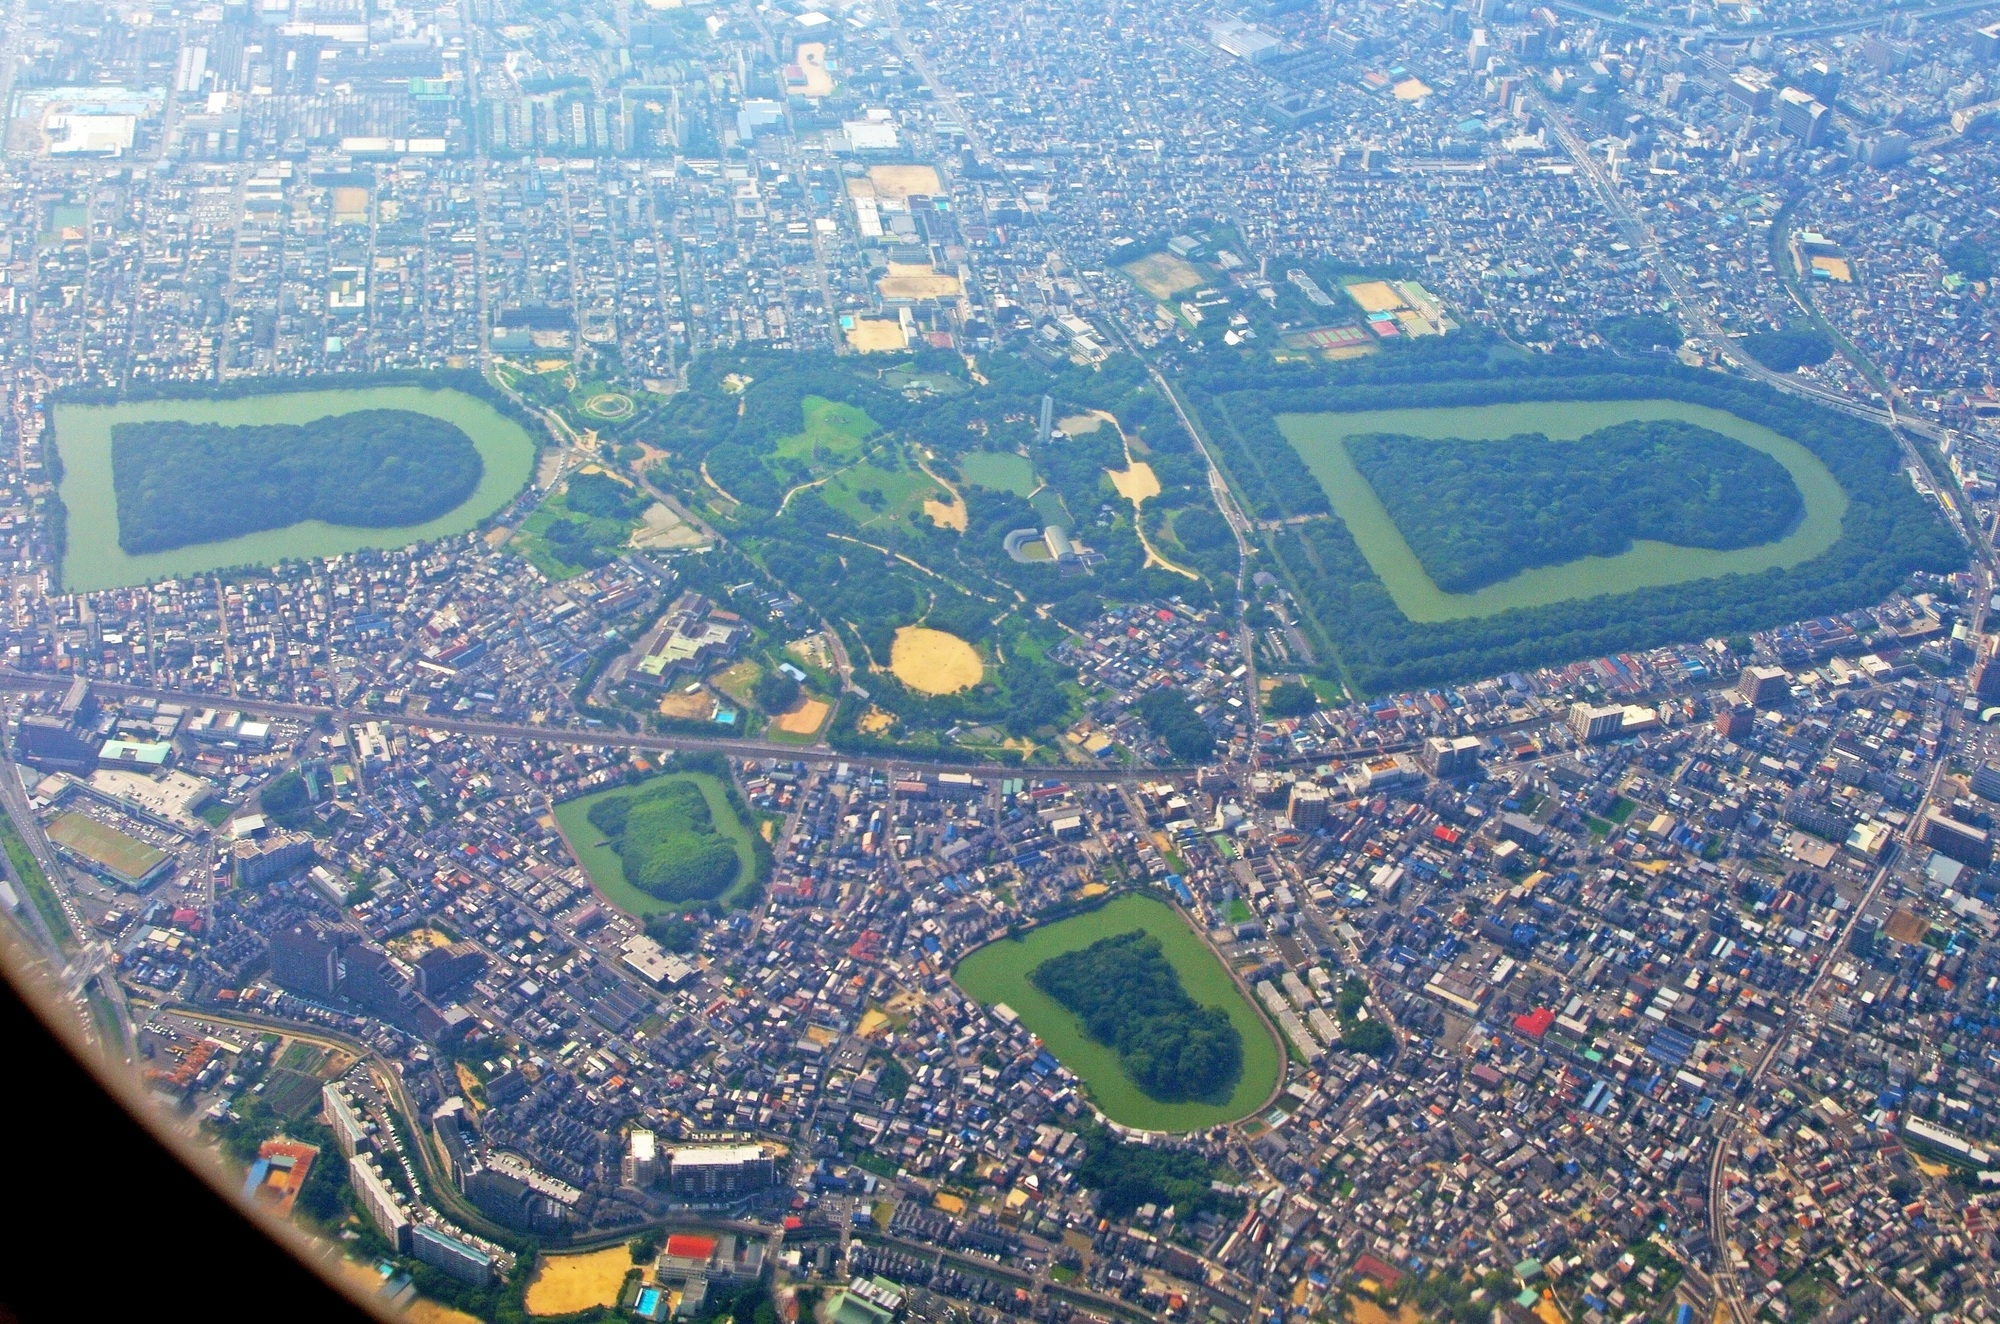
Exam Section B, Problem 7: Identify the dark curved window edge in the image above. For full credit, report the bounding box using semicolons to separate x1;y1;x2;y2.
0;930;380;1323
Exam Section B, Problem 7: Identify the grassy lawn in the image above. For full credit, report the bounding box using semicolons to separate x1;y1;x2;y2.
551;772;760;917
771;396;876;469
1;818;75;954
1030;487;1073;530
512;491;640;580
709;658;764;710
959;451;1037;496
821;458;947;533
1226;898;1253;924
1607;796;1638;824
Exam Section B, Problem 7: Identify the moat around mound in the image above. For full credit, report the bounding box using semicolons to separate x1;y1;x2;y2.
553;772;759;918
53;384;537;592
1344;419;1805;594
1276;399;1846;621
111;410;483;554
953;893;1282;1131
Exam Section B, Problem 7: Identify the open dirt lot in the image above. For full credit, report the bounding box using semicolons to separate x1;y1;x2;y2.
1122;252;1204;301
868;164;943;198
890;626;982;695
658;688;718;721
924;495;967;530
1057;413;1105;435
876;263;963;300
1343;280;1407;314
773;696;831;735
793;41;836;96
525;1247;634;1316
630;501;708;550
1107;460;1161;504
845;319;908;352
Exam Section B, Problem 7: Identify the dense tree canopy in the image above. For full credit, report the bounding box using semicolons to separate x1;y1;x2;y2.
1133;688;1217;762
112;410;483;553
1075;1124;1238;1219
1265;681;1318;718
1597;314;1684;354
1030;930;1244;1103
1741;328;1835;372
1347;420;1804;593
587;778;740;903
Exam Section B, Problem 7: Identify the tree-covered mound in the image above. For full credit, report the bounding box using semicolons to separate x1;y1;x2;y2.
111;410;483;554
1030;930;1244;1104
1133;688;1216;763
1347;420;1804;593
586;777;741;904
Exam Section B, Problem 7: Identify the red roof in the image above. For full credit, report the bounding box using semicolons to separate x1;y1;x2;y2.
665;1234;717;1260
1514;1007;1556;1038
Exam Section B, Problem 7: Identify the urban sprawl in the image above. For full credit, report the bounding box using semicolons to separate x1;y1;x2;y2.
2;2;2000;1324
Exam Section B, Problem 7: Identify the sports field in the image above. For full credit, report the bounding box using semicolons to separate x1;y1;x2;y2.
844;318;907;352
524;1247;634;1316
46;811;167;882
868;164;943;198
890;626;983;694
876;263;963;300
1122;252;1204;301
1342;280;1406;314
772;696;832;736
793;41;836;97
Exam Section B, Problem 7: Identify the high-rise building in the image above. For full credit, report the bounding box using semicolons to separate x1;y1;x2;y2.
350;1154;412;1252
410;1225;494;1287
1973;656;2000;703
232;832;316;888
1776;88;1831;147
14;715;102;774
1568;703;1625;744
1971;764;2000;802
624;1128;660;1187
1978;23;2000;61
1923;809;1992;867
1422;736;1482;778
666;1145;776;1200
322;1082;373;1157
267;921;344;1000
415;942;486;999
1856;131;1910;168
1286;783;1328;829
1736;665;1790;707
1715;704;1756;740
1037;394;1054;445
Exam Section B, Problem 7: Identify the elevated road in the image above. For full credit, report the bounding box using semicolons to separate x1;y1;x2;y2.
0;670;1165;782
